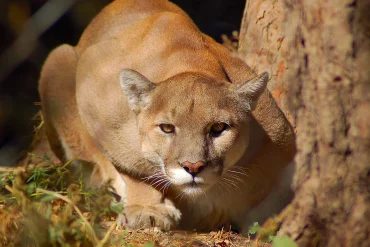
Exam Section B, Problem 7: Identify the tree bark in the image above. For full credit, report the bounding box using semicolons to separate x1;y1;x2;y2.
239;0;295;126
239;0;370;246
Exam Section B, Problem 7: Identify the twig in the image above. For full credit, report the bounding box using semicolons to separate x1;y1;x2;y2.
96;222;117;247
5;184;14;193
36;187;100;244
62;159;76;169
0;167;21;173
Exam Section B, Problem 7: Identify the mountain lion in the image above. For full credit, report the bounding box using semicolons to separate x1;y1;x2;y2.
39;0;296;233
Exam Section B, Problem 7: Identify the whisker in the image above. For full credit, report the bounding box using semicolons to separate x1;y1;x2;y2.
227;169;249;177
154;181;168;191
222;178;241;194
141;172;166;184
163;182;172;194
232;166;250;172
151;179;165;187
222;177;238;187
141;173;160;182
151;178;168;188
175;192;184;200
176;191;186;204
219;181;231;195
223;177;243;194
148;177;161;186
225;173;246;185
141;171;161;179
159;182;170;195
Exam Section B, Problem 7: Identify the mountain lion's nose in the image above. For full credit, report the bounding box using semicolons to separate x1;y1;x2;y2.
181;161;207;177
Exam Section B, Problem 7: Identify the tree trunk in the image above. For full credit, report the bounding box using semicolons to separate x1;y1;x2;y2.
239;0;295;126
239;0;370;246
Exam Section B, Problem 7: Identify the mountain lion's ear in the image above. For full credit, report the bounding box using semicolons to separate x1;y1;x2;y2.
236;72;269;111
119;69;156;113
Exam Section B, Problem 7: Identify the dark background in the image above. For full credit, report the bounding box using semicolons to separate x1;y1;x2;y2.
0;0;245;166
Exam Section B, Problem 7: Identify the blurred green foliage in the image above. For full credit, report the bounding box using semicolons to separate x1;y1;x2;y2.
0;153;126;247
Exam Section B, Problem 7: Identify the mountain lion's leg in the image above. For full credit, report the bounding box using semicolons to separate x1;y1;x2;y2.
39;44;76;162
117;174;181;231
230;141;294;234
39;44;127;199
241;161;294;235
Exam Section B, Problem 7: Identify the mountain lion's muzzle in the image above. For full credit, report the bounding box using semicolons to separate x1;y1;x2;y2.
180;161;207;177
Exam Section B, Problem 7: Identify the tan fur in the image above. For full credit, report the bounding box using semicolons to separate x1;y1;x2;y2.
39;0;295;233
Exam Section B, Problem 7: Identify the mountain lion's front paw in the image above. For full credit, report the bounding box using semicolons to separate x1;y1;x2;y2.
117;203;181;231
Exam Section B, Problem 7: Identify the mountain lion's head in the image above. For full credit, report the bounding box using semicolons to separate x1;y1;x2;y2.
120;70;268;195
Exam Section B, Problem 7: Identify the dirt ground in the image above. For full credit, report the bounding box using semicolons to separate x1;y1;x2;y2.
113;228;257;247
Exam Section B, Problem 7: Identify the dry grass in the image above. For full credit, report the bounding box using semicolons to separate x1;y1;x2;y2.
0;158;124;247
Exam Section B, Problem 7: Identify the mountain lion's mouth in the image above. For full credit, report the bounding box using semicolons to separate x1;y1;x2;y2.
185;180;208;188
182;182;204;195
181;181;199;187
190;181;198;187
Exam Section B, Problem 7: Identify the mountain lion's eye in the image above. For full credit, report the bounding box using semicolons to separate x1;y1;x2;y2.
159;124;175;134
210;122;228;137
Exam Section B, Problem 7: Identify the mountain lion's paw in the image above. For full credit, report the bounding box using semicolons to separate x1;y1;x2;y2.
117;204;181;231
